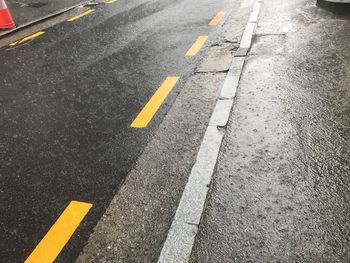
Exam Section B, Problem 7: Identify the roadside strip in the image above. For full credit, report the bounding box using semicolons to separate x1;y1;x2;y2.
25;201;92;263
0;1;90;38
4;0;120;47
7;8;95;47
157;1;262;262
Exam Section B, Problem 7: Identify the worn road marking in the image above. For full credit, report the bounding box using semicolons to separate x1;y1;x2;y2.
68;9;95;22
131;77;180;128
185;36;208;56
106;0;118;3
9;31;45;47
209;11;225;26
25;201;92;263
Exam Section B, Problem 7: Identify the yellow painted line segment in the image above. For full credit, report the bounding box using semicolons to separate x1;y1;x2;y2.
131;76;180;128
106;0;118;3
25;201;92;263
9;31;45;47
9;41;18;46
209;11;225;26
185;36;208;57
68;9;95;22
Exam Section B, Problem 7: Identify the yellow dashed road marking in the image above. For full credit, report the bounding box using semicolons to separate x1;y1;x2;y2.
209;11;225;26
131;77;180;128
106;0;118;3
185;36;208;56
68;9;95;22
9;31;45;47
25;201;92;263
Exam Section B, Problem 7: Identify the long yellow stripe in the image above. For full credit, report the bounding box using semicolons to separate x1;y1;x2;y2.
68;9;95;22
209;11;225;26
185;36;208;56
9;31;45;47
106;0;118;3
25;201;92;263
131;77;180;128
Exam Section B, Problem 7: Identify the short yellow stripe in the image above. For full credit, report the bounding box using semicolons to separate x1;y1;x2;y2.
131;77;180;128
106;0;118;3
9;41;18;46
209;11;225;26
25;201;92;263
185;36;208;56
68;9;95;22
9;31;45;47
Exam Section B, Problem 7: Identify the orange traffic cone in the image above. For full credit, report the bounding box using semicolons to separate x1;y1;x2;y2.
0;0;15;29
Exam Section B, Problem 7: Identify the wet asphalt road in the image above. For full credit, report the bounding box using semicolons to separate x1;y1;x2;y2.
7;0;86;26
0;0;233;261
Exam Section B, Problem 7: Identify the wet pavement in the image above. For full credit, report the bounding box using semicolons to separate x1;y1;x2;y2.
76;1;255;261
2;0;349;261
190;0;350;262
0;0;237;262
6;0;87;26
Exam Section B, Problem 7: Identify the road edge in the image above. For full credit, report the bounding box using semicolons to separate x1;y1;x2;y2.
0;1;90;38
157;1;263;262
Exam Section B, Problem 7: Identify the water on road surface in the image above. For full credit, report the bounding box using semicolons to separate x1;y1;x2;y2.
0;0;234;261
190;0;350;262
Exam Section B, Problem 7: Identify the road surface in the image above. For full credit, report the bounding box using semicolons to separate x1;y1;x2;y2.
0;0;237;261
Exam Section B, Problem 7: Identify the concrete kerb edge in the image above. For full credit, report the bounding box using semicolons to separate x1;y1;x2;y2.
157;0;263;262
0;1;90;38
249;0;262;22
